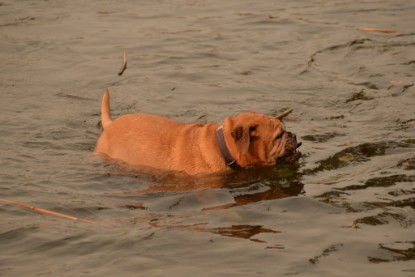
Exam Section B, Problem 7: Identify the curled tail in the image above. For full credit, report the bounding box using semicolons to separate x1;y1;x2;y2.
101;89;112;129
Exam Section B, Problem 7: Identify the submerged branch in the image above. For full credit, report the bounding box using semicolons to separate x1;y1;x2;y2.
0;197;99;225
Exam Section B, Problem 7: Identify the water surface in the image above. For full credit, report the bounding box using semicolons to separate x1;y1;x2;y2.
1;0;414;276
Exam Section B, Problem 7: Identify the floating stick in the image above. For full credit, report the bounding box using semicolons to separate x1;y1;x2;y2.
275;109;293;120
0;198;98;225
118;50;127;76
357;27;399;33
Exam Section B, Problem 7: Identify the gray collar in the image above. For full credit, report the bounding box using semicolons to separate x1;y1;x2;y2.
215;126;241;170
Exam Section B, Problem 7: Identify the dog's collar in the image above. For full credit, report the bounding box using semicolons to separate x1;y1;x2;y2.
215;125;241;170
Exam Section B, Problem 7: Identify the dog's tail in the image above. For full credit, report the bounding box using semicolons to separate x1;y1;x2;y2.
101;89;112;129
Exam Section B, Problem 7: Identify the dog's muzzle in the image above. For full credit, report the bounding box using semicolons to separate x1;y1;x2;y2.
277;132;302;164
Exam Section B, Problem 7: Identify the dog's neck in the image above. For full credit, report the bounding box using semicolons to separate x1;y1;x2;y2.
215;125;241;170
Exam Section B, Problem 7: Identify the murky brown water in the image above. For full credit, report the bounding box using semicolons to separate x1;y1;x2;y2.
1;0;414;276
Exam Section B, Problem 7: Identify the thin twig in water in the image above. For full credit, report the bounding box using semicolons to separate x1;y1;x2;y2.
0;197;98;225
118;50;127;76
357;27;399;33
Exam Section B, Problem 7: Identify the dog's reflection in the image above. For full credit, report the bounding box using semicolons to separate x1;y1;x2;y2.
119;166;304;242
121;165;304;211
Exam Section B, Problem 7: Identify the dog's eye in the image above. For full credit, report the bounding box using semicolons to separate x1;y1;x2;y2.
275;131;285;141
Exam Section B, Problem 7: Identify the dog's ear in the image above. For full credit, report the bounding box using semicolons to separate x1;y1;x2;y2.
231;125;258;153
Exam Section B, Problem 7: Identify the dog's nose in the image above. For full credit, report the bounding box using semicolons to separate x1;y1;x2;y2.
293;134;302;149
287;132;302;149
286;132;295;140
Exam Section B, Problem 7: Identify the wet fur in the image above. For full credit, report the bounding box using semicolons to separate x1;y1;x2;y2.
95;89;291;176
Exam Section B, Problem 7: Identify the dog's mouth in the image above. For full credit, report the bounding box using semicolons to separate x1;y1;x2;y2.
277;132;302;164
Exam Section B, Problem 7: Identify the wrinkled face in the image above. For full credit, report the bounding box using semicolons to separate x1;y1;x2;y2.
223;112;301;168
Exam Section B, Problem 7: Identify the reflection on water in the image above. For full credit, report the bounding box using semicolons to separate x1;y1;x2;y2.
369;242;415;264
309;243;344;265
149;221;280;243
119;165;304;211
128;212;280;243
307;139;415;173
1;0;415;275
115;165;304;242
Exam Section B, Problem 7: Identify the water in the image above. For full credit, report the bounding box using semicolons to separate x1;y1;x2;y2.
1;0;414;276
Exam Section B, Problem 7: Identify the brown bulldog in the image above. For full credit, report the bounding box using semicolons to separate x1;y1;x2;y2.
95;89;301;176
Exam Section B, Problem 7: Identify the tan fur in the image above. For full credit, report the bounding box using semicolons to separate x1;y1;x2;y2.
95;89;289;176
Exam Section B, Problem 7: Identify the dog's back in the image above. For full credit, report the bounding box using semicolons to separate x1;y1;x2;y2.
95;91;221;174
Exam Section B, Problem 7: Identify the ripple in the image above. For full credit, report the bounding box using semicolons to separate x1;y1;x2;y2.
308;139;415;173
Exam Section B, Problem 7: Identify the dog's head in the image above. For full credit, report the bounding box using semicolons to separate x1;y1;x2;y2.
222;111;301;168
